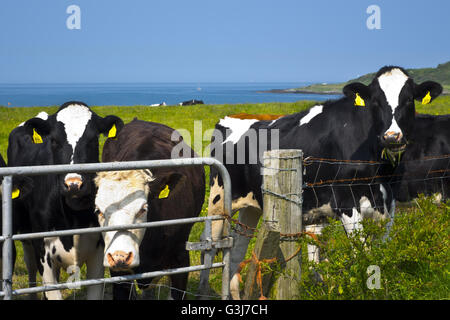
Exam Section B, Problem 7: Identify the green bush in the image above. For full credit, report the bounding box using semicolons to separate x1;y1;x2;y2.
298;196;450;300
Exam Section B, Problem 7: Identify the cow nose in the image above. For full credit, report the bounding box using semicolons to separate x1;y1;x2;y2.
383;131;403;143
64;177;83;191
107;251;134;269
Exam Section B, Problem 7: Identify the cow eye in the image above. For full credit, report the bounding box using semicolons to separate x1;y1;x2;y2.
94;208;103;218
136;204;148;218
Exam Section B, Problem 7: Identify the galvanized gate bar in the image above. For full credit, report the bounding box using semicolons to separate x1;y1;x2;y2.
1;215;224;242
2;176;14;300
0;262;226;298
0;157;232;300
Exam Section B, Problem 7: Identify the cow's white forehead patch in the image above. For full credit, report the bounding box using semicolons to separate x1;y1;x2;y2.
56;104;92;163
378;68;409;136
219;116;259;144
378;68;409;112
95;170;152;214
95;178;148;213
299;105;323;126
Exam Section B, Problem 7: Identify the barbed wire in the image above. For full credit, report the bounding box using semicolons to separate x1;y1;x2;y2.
10;278;222;300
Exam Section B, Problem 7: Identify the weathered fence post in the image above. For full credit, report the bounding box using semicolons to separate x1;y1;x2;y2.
243;149;303;300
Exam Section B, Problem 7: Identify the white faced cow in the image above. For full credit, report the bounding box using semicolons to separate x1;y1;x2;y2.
94;119;205;300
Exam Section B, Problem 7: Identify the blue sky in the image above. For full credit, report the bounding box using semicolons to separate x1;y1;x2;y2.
0;0;449;83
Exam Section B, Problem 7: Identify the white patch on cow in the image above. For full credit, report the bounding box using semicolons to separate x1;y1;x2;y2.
360;196;375;218
269;118;280;126
219;116;259;144
378;68;408;136
341;208;363;235
18;111;49;127
56;104;92;164
41;233;104;300
65;173;82;181
299;105;323;126
95;170;153;269
380;184;389;213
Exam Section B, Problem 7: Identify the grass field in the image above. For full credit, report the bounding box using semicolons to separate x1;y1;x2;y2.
0;96;449;300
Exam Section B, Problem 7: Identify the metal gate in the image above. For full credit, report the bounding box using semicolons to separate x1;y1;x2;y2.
0;157;232;300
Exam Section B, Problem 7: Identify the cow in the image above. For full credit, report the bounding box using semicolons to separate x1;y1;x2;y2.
179;99;204;106
391;113;450;202
201;66;443;299
7;101;124;299
0;153;33;291
94;119;205;300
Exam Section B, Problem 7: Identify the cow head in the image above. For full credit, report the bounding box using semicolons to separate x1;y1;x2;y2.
21;102;124;208
94;169;184;271
343;66;442;161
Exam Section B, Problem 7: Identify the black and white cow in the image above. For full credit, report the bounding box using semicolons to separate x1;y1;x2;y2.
202;66;442;299
179;99;204;106
391;113;449;202
7;102;123;299
0;153;33;287
94;119;205;300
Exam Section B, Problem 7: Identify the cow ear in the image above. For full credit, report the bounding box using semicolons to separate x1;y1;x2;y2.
98;115;124;139
149;172;186;200
414;81;443;105
343;82;372;107
23;118;51;144
10;176;34;200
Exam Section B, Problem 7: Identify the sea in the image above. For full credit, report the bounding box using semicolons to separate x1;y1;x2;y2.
0;82;342;107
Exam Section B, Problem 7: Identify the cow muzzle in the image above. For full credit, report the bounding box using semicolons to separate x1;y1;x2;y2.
380;131;407;166
382;131;403;145
64;174;83;192
106;251;135;270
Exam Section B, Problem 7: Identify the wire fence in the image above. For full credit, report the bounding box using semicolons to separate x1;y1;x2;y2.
2;154;449;300
226;153;449;239
12;277;224;300
225;153;450;299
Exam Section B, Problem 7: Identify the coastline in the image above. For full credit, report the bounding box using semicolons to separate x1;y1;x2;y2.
258;88;342;95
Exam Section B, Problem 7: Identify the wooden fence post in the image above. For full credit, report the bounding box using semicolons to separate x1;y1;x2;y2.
243;149;303;300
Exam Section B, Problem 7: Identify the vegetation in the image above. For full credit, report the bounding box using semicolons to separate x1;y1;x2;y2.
283;61;450;95
296;196;449;300
0;96;448;299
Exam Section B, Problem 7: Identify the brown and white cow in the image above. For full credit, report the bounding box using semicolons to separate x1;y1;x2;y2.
94;119;205;300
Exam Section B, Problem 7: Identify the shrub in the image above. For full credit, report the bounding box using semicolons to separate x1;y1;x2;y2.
298;196;450;300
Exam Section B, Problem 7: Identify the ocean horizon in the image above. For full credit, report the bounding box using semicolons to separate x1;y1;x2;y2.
0;82;342;107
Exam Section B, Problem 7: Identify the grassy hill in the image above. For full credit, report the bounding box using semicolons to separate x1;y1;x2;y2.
283;61;450;95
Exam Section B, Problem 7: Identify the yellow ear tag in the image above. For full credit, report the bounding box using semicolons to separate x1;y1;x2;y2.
158;185;170;199
355;93;365;107
108;124;117;139
12;188;20;199
32;129;43;144
422;91;431;105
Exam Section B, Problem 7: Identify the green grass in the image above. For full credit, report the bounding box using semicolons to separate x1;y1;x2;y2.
0;97;448;299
